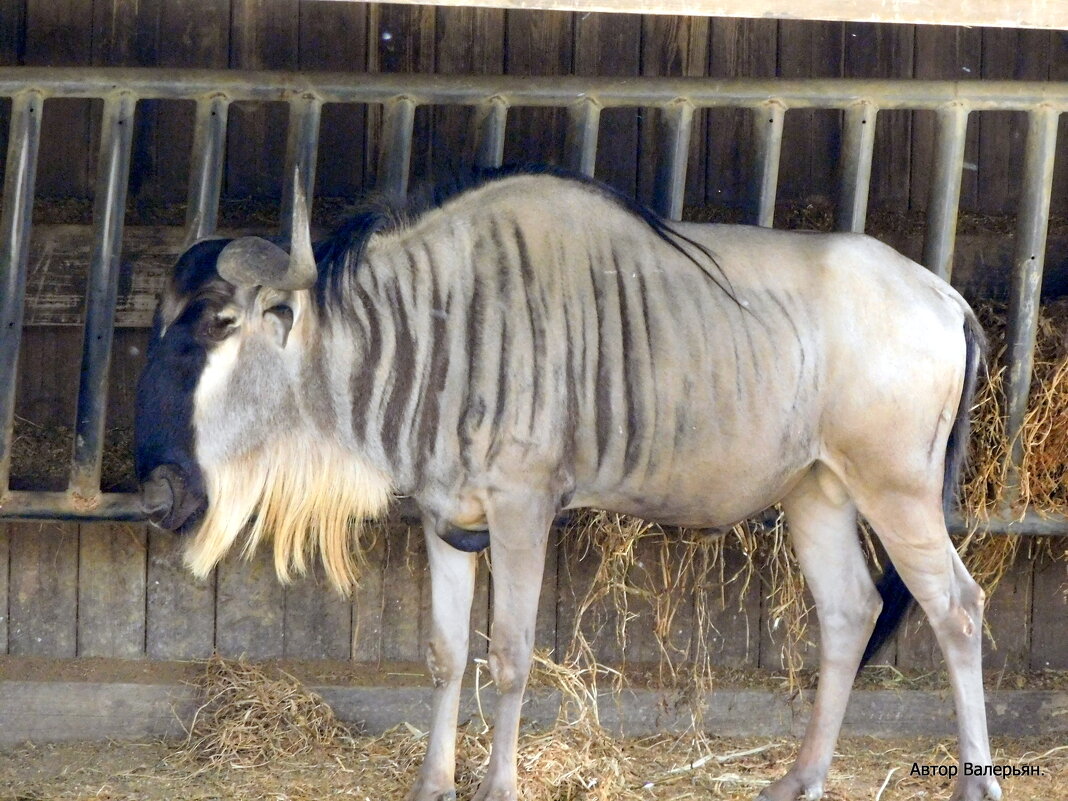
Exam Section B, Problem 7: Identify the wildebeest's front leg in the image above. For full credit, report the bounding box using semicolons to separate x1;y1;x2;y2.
408;514;478;801
472;492;555;801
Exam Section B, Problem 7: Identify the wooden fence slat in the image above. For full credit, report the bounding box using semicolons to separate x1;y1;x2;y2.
9;523;78;657
503;9;573;167
156;0;231;205
895;601;942;670
621;535;693;666
1051;30;1067;217
351;529;386;662
705;18;777;211
0;525;9;653
978;28;1052;216
146;528;215;660
535;529;559;655
298;0;369;198
77;523;147;658
366;3;436;188
639;15;709;210
698;538;761;668
432;7;505;174
574;12;642;197
216;547;286;660
555;529;624;665
776;20;844;207
981;550;1034;671
843;21;914;212
25;0;93;199
910;25;981;214
284;568;352;661
227;0;298;203
379;524;427;663
758;574;820;671
1030;547;1068;670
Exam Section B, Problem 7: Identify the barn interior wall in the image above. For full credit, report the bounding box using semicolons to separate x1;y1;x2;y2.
0;2;1065;672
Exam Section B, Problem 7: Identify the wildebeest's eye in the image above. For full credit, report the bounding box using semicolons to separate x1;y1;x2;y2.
203;313;237;342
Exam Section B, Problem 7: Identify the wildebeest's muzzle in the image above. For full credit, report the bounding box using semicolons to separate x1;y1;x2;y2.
140;463;206;532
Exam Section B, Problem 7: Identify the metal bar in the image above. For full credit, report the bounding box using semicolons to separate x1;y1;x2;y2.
1005;106;1062;489
68;93;137;499
750;102;785;227
184;95;229;242
652;101;694;221
0;68;1066;112
0;488;1064;535
280;94;322;240
922;104;969;281
0;91;43;493
836;101;877;233
473;98;507;169
564;98;600;176
376;96;416;196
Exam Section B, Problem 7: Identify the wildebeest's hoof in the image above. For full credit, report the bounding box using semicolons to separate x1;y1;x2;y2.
756;771;824;801
950;775;1002;801
435;792;457;801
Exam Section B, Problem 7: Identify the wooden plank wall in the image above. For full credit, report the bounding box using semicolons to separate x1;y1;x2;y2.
0;3;1065;673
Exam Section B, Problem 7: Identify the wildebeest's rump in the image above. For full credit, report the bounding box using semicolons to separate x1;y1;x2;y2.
136;168;1000;801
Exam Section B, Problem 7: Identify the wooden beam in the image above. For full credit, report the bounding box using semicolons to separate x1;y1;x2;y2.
307;0;1068;32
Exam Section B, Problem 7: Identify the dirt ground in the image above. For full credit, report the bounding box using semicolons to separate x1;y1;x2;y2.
0;732;1063;801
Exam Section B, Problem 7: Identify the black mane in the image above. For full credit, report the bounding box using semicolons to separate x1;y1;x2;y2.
313;165;737;308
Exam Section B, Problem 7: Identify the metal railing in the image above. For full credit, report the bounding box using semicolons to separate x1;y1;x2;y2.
0;67;1065;533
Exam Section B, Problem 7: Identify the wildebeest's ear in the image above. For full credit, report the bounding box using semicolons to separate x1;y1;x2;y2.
263;304;294;349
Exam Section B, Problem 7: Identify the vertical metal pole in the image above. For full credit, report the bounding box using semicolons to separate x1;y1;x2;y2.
1005;106;1061;488
473;98;507;170
922;103;969;281
564;98;600;177
0;91;43;493
184;95;229;243
653;100;694;221
750;102;785;227
69;93;136;500
837;101;877;233
281;94;322;240
377;96;415;196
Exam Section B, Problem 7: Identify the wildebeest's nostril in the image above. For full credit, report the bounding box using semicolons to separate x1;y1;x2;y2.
141;465;181;525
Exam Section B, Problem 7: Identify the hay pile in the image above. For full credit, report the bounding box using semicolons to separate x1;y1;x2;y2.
172;657;355;770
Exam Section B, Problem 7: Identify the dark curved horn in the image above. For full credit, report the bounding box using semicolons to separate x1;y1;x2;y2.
215;177;317;290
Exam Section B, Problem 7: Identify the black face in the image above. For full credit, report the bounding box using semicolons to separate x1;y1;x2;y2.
136;238;234;533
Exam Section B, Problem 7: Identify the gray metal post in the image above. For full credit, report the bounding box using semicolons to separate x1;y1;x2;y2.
473;98;507;169
184;95;229;243
0;91;43;492
837;101;877;233
377;96;416;196
564;98;600;177
1005;106;1062;486
922;103;969;281
750;102;785;227
653;101;694;221
281;94;322;240
69;93;137;500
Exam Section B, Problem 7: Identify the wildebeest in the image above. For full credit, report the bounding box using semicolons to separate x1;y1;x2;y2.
136;167;1000;801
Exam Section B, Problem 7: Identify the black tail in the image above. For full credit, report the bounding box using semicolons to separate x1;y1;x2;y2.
859;308;986;669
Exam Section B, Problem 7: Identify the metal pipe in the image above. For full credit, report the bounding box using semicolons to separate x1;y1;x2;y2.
68;93;136;500
376;96;416;196
0;90;43;493
922;104;969;281
564;98;600;177
652;101;694;221
184;95;229;243
836;101;877;233
280;94;322;239
0;488;1063;536
750;102;785;227
0;68;1065;112
473;98;507;169
1005;106;1062;487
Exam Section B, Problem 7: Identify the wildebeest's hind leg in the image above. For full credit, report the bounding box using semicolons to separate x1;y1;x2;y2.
855;490;1002;801
471;492;555;801
408;515;478;801
757;466;881;801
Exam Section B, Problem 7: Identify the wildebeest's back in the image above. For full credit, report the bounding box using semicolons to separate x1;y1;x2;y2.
358;176;965;528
